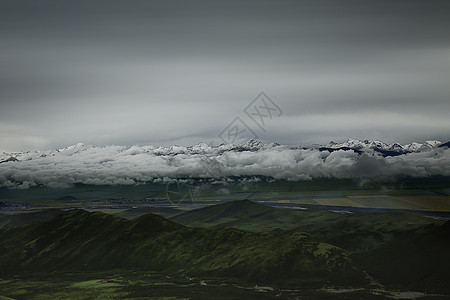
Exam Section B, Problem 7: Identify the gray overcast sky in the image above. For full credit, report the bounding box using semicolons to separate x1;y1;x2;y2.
1;0;450;152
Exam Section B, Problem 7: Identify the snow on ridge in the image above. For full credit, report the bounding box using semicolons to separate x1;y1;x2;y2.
0;139;449;189
1;138;444;161
325;138;445;154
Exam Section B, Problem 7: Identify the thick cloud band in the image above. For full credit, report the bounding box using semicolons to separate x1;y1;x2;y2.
0;140;449;189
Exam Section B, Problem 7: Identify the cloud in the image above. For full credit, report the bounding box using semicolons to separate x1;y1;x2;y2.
1;1;450;151
0;142;449;189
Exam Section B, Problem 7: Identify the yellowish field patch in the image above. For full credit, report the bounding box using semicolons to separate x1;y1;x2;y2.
347;195;392;199
344;195;419;209
314;198;364;207
276;200;292;204
289;198;320;205
393;196;450;211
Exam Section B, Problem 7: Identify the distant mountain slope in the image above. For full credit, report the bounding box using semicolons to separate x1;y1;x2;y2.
0;209;366;287
170;200;442;251
438;141;450;149
114;207;182;219
170;199;343;232
0;209;63;229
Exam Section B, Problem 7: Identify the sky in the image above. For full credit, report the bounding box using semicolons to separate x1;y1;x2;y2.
1;0;450;152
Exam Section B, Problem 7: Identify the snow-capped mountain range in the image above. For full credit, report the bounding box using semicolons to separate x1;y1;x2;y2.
322;139;445;155
1;139;447;163
0;139;449;189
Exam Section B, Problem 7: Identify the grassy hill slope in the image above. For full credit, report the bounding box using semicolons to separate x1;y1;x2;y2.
169;200;450;293
171;200;442;251
0;209;63;229
288;210;442;252
170;199;343;232
356;220;450;294
114;207;182;219
0;209;366;288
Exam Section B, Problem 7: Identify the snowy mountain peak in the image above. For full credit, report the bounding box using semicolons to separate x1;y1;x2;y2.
389;143;404;151
1;139;446;164
59;142;86;151
424;140;442;147
243;139;264;149
327;139;386;150
324;138;443;155
188;142;212;153
0;138;449;189
403;142;422;152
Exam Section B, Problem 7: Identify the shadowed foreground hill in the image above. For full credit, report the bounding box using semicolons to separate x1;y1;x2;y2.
0;209;366;287
357;220;450;294
287;210;443;252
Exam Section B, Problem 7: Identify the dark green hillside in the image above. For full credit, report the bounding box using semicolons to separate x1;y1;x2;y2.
170;200;442;252
114;207;182;219
168;200;450;293
0;209;366;287
170;199;342;232
0;209;63;229
357;220;450;293
290;211;442;252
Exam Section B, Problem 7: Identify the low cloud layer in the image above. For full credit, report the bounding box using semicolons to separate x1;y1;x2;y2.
0;141;449;189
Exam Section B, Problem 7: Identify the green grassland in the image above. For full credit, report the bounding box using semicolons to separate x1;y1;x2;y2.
170;200;444;251
0;209;366;287
170;199;343;232
114;207;183;220
1;178;450;299
0;201;449;299
170;200;450;292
